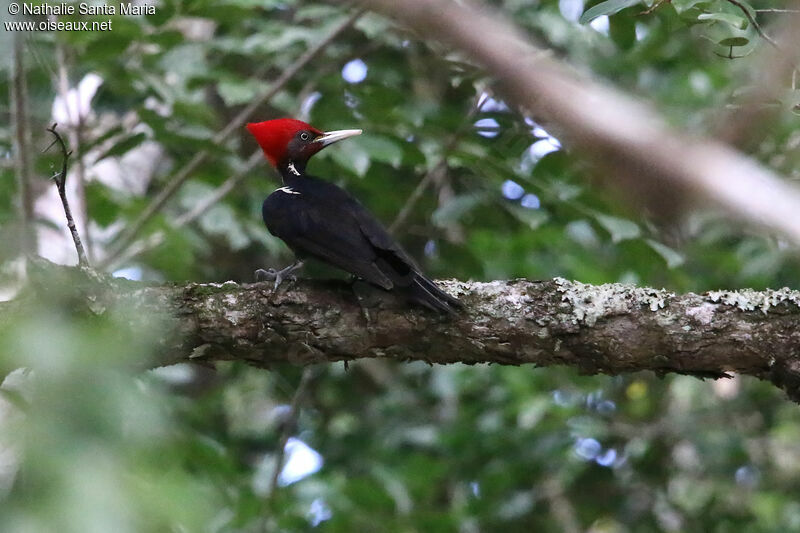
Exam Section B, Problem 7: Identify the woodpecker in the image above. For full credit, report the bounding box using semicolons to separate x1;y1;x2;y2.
246;118;462;313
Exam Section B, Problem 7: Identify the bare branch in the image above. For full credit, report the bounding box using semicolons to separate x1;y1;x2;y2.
100;9;365;270
44;125;90;267
356;0;800;248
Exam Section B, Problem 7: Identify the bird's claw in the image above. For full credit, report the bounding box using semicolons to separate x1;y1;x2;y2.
254;261;304;292
254;268;277;282
254;269;289;291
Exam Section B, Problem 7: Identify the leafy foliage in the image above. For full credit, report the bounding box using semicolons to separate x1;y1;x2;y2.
1;0;799;531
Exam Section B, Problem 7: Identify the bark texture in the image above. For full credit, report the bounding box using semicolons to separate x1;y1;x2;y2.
7;262;800;401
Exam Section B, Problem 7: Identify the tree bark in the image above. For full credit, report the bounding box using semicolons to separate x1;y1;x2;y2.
7;261;800;402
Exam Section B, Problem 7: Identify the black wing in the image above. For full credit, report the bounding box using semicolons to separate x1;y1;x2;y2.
263;177;461;312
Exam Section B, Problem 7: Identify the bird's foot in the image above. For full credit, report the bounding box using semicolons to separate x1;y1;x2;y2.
351;279;382;330
254;261;304;292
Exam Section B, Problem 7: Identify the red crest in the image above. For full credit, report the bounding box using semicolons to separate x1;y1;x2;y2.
246;118;322;167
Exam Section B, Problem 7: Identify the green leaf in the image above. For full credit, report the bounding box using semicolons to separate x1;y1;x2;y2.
216;78;262;107
198;205;251;251
83;125;123;153
609;11;637;49
579;0;642;24
95;133;148;162
646;239;685;268
355;13;394;39
566;219;601;248
247;27;316;53
354;135;404;168
328;142;370;177
85;182;120;228
594;213;641;243
506;205;549;230
718;36;750;47
671;0;712;14
432;193;488;226
697;12;748;30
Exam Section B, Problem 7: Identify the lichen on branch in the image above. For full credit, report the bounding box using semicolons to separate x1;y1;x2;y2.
5;260;800;402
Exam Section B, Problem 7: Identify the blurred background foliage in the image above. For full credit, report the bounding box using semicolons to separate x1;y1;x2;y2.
1;0;800;531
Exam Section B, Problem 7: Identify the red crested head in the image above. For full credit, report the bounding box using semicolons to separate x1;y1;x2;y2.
246;118;322;167
247;118;362;170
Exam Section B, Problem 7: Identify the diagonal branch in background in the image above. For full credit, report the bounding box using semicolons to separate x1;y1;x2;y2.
266;366;319;501
357;0;800;248
10;262;800;402
389;93;484;234
99;9;365;270
102;150;263;271
44;125;90;267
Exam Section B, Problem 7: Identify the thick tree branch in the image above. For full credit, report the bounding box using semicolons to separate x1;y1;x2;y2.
9;262;800;402
356;0;800;247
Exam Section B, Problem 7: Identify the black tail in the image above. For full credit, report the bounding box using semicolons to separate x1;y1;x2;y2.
409;274;463;314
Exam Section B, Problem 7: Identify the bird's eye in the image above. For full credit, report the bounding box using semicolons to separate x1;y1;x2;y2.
300;132;310;141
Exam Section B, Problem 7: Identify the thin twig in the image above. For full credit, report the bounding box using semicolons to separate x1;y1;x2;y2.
267;366;318;499
755;9;800;14
53;33;94;263
45;124;90;267
101;9;365;270
388;95;484;234
388;161;442;234
639;0;670;16
723;0;779;49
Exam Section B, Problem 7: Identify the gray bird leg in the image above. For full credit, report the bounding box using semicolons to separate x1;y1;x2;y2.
255;260;305;291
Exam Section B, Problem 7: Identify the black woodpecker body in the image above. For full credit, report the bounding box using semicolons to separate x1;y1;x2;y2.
246;118;461;314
